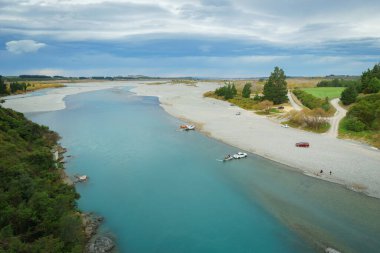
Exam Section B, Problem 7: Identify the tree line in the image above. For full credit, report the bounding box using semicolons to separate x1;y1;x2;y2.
0;76;29;95
336;63;380;105
212;66;288;105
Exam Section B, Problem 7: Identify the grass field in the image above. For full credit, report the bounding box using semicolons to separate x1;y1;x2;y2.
301;87;345;100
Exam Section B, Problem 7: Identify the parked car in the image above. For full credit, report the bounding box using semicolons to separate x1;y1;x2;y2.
281;124;289;128
233;152;248;159
296;142;310;148
277;106;284;109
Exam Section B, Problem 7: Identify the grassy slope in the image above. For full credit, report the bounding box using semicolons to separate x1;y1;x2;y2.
301;87;345;100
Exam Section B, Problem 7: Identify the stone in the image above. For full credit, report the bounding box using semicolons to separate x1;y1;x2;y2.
87;236;115;253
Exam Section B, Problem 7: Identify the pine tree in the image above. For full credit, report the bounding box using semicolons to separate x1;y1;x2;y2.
0;75;7;95
231;84;237;96
242;83;252;98
341;85;358;105
361;63;380;93
263;67;288;104
366;77;380;94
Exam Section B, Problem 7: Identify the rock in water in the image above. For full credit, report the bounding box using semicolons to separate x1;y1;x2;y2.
87;236;115;253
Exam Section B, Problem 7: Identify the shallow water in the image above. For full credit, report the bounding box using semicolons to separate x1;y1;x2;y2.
27;87;380;253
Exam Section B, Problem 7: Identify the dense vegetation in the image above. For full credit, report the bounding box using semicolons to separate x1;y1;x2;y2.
338;63;380;106
263;67;288;104
345;94;380;131
361;63;380;94
293;89;331;112
0;76;64;96
316;78;360;88
0;76;6;95
340;85;358;105
214;83;237;99
340;93;380;147
0;106;85;252
285;108;330;133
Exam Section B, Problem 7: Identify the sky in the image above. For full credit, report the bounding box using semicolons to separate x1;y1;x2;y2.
0;0;380;77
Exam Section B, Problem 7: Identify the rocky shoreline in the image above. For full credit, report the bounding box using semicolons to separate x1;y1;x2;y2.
54;145;116;253
82;213;116;253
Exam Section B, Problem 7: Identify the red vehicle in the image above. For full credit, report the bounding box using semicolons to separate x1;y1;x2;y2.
296;142;310;148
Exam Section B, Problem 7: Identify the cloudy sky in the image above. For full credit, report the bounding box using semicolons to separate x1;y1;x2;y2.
1;0;380;77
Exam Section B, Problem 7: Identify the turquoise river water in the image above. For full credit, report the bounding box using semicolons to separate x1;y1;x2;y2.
27;87;380;253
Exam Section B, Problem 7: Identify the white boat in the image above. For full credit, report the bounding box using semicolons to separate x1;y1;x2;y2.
233;152;248;159
223;155;234;162
185;125;195;130
75;175;88;182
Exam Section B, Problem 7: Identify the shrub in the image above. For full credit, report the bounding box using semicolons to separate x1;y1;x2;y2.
345;117;366;132
287;108;329;131
253;100;273;113
253;93;263;101
293;89;329;110
347;93;380;130
214;83;237;100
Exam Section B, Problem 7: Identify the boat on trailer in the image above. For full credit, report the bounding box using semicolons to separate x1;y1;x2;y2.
223;155;234;162
180;124;195;131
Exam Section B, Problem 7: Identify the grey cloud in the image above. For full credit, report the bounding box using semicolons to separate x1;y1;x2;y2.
0;0;380;45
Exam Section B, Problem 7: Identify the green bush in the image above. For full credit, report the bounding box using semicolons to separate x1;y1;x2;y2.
214;83;237;100
341;85;358;105
293;89;330;111
345;117;366;132
346;93;380;130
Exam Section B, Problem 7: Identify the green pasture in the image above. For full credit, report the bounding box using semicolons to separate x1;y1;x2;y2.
301;87;345;100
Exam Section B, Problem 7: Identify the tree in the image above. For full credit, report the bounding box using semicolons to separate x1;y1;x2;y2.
361;63;380;93
263;66;288;104
341;85;358;105
214;83;236;100
0;75;7;95
231;84;237;96
224;84;234;99
242;83;252;98
365;77;380;94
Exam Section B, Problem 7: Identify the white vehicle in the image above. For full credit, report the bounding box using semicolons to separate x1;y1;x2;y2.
281;124;289;128
233;152;248;159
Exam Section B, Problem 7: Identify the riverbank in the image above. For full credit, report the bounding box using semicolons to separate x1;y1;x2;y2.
131;82;380;198
2;82;122;113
